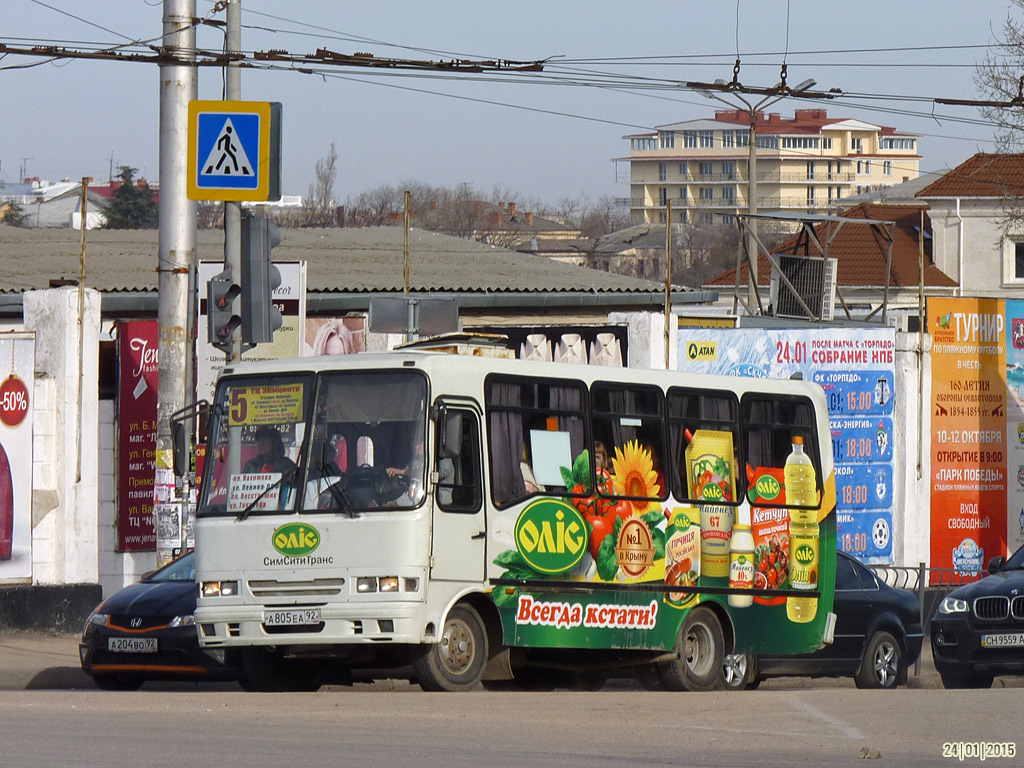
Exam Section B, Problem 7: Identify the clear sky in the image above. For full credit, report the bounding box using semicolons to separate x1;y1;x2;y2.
0;0;1018;207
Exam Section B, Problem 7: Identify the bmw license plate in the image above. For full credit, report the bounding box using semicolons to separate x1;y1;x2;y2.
981;632;1024;648
108;637;157;653
263;608;321;627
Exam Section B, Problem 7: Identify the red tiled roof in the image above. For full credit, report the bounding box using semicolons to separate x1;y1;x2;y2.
704;203;957;289
916;153;1024;198
711;108;906;137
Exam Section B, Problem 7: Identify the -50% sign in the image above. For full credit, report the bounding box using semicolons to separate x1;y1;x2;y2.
0;374;29;428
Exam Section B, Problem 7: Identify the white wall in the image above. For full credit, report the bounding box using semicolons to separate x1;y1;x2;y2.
22;287;101;585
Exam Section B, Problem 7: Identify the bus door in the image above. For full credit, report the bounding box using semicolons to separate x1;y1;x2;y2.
429;400;486;582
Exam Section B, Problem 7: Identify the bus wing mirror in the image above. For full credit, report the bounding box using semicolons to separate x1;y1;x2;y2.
440;412;463;459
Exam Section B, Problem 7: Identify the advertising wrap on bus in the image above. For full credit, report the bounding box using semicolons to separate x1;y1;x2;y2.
194;351;836;691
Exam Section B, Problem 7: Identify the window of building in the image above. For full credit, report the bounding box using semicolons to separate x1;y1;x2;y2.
883;161;892;176
659;130;675;149
1014;242;1024;280
735;130;749;147
632;137;656;151
864;160;872;174
700;187;714;200
722;214;735;225
722;161;735;179
658;187;668;206
679;162;687;176
722;131;735;148
851;137;863;152
807;161;815;180
807;186;816;206
683;130;698;148
856;160;863;175
822;137;833;149
679;188;688;203
879;137;914;150
659;162;667;182
699;162;713;177
700;130;715;148
659;211;667;223
756;135;779;149
722;186;734;203
783;137;819;149
700;212;714;226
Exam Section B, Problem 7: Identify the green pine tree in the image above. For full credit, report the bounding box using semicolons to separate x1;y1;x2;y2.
102;166;158;229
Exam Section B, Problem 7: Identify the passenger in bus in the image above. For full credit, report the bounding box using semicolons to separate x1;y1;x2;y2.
244;426;298;475
521;444;543;494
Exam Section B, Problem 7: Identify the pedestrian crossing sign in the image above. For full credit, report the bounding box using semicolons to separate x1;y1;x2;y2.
187;100;281;201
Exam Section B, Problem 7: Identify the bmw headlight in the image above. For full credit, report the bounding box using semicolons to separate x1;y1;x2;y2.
939;596;969;614
168;614;196;628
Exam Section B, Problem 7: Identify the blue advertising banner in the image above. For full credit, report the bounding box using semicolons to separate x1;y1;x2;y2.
678;326;897;563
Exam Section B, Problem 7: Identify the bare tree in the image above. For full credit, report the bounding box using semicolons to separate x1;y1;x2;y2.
304;143;338;227
975;2;1024;152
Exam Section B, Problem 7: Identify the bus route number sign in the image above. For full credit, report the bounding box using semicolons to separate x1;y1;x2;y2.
229;384;304;426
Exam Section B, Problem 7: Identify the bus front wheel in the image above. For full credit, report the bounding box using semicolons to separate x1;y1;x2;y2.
414;604;487;692
659;607;725;692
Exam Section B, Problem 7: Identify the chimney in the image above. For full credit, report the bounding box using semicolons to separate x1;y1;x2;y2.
489;211;503;226
475;202;483;215
509;202;517;218
525;211;534;226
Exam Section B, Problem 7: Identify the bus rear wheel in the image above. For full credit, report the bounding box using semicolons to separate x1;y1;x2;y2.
659;607;725;692
414;604;487;692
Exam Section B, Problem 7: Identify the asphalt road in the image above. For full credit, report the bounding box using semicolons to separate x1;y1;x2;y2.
0;633;1021;767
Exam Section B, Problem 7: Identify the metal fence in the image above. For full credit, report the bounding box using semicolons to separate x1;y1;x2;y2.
868;563;986;676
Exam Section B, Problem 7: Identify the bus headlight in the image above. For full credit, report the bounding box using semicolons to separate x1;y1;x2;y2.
356;577;377;593
378;576;400;593
201;581;239;598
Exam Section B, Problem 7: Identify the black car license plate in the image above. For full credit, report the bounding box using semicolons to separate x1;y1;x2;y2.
108;637;158;653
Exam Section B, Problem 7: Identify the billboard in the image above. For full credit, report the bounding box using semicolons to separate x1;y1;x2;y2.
0;333;35;582
677;326;897;564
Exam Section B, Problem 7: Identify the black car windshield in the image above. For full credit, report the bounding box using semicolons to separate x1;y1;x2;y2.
1004;543;1024;570
147;551;195;582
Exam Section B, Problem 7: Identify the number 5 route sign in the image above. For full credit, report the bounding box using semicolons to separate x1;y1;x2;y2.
187;100;281;201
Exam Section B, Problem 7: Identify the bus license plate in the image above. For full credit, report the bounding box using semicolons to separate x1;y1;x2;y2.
263;608;322;627
981;633;1024;648
108;637;157;653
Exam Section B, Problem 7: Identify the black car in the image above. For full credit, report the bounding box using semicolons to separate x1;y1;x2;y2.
930;543;1024;688
79;551;242;690
723;551;923;689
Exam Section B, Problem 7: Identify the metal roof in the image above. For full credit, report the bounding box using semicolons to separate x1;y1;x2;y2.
0;224;718;311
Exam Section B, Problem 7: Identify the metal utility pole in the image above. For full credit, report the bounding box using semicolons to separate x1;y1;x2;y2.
687;71;828;316
664;199;672;370
156;0;197;545
224;0;243;361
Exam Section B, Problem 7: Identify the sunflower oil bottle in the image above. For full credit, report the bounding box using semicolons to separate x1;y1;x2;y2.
784;436;818;622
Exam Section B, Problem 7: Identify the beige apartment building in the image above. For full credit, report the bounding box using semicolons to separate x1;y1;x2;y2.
624;108;920;226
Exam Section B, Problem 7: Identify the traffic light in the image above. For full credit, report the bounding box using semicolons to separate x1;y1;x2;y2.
240;214;283;344
207;268;241;351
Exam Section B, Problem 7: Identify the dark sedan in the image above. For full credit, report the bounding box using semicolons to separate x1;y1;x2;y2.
79;551;242;690
930;543;1024;688
724;551;923;689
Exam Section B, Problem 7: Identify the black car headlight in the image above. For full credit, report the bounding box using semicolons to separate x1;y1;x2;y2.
938;596;969;614
83;612;110;636
168;614;196;628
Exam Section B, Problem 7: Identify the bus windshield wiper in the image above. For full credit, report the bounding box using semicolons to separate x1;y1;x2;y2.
237;467;298;521
317;447;359;518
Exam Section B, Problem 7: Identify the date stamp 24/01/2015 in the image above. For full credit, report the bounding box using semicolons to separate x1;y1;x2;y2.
942;742;1016;761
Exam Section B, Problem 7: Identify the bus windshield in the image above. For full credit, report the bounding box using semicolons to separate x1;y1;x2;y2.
198;370;428;517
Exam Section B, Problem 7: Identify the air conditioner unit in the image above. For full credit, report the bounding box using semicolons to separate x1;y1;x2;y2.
770;255;838;321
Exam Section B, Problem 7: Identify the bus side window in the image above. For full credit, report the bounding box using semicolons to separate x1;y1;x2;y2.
741;394;820;507
436;407;482;513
